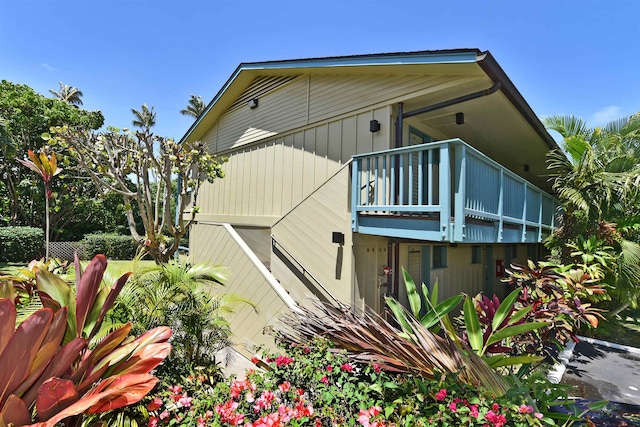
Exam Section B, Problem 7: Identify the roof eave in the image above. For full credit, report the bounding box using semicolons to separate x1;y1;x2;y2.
476;51;558;150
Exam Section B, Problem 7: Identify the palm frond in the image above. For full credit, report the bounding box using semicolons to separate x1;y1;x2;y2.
542;115;590;140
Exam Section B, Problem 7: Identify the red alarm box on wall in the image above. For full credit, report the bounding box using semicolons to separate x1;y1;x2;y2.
495;259;505;277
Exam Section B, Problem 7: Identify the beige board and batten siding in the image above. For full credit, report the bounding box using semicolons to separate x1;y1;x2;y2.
201;73;482;155
395;244;485;304
195;106;391;220
190;222;298;355
271;164;353;305
352;234;391;314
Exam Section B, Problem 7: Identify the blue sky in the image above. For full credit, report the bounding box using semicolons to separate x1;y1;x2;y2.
1;0;638;140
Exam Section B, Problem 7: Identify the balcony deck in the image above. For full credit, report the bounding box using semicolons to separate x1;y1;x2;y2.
351;138;558;243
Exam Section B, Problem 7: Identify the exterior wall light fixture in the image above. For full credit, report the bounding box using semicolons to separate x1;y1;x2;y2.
370;119;380;132
455;112;465;125
248;98;259;109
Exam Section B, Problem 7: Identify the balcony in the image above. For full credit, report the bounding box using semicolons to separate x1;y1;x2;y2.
351;138;558;243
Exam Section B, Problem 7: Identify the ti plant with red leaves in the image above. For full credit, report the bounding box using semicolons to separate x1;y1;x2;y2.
17;150;63;261
505;260;606;358
0;254;171;427
462;288;547;369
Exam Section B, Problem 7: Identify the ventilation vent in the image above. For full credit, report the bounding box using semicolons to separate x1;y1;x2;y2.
225;75;298;113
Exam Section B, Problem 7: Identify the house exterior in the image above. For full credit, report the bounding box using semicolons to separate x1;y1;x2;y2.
179;49;559;357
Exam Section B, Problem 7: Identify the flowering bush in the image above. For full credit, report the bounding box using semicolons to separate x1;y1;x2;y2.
143;338;551;427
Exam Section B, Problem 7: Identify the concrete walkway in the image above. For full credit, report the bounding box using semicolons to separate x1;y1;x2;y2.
562;338;640;405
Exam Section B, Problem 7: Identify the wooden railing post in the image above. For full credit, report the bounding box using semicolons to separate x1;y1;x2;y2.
439;144;451;241
453;142;465;242
351;159;360;232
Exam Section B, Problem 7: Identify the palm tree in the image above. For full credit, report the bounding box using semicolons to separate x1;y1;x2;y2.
49;81;84;106
544;113;640;310
131;103;156;131
180;94;206;119
114;259;254;375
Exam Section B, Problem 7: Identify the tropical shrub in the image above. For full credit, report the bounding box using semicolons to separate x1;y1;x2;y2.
83;233;138;260
0;226;44;262
112;259;252;380
0;254;171;427
504;260;606;358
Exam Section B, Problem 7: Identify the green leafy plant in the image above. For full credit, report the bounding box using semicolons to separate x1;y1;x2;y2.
385;267;462;337
113;259;252;379
0;254;171;427
462;288;547;367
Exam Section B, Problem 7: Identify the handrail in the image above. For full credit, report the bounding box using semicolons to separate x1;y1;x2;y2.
351;138;559;243
353;138;553;197
271;234;341;305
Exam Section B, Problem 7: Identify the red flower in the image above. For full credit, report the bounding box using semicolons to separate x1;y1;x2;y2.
340;363;353;372
251;356;260;364
373;363;381;373
146;397;163;411
275;355;293;366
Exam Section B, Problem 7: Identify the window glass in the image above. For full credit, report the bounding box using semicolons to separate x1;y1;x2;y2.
472;245;481;264
433;245;447;268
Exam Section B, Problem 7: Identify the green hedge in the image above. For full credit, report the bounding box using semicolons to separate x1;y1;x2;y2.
82;233;138;260
0;227;44;262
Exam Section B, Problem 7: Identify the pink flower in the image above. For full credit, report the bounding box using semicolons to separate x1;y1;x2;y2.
469;404;479;418
448;402;457;412
275;355;293;366
326;365;333;372
320;376;329;384
341;363;354;372
373;363;381;373
278;381;291;393
168;385;182;394
435;389;447;401
519;404;534;414
197;417;206;427
159;410;170;420
178;394;192;407
304;347;310;354
534;412;544;419
492;402;500;412
147;416;159;427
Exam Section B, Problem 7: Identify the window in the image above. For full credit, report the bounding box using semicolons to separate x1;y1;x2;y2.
433;245;447;268
471;245;481;264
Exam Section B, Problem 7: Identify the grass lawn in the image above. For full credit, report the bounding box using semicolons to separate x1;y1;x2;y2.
0;259;156;279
